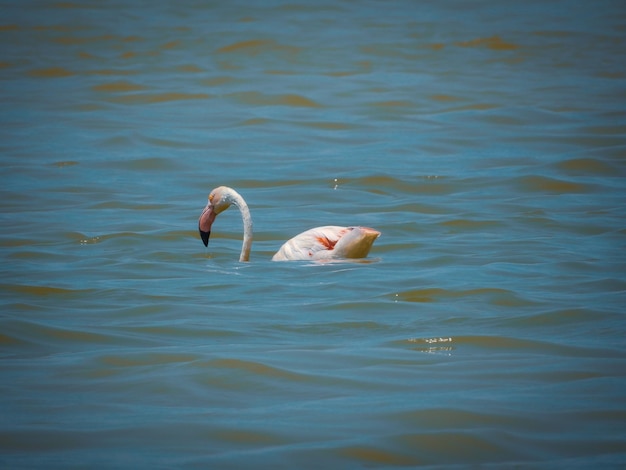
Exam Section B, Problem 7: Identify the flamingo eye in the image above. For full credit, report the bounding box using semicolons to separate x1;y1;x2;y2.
209;193;214;203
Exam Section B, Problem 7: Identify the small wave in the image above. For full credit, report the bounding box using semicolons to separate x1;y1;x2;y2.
390;431;515;465
104;92;211;105
97;156;183;170
99;352;200;368
208;427;287;446
400;335;622;358
337;445;417;466
502;307;613;328
227;91;322;108
28;66;74;78
439;218;504;231
53;33;140;45
216;39;300;56
344;174;454;196
403;336;455;354
295;121;355;130
123;324;243;341
515;175;593;194
453;335;568;354
91;80;147;92
394;407;535;430
2;283;96;297
370;100;414;108
455;35;519;50
65;231;149;245
2;319;122;355
207;358;314;383
272;321;388;336
554;157;620;176
392;287;533;307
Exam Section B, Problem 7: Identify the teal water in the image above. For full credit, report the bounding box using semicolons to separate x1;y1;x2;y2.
1;1;626;468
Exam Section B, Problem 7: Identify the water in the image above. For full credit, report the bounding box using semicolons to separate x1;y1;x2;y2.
1;1;626;468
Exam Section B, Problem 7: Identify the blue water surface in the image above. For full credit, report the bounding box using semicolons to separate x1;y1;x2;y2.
1;1;625;468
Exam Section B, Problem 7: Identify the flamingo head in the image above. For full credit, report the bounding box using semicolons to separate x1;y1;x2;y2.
198;186;232;247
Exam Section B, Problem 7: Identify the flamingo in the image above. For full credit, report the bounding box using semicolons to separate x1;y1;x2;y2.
198;186;380;262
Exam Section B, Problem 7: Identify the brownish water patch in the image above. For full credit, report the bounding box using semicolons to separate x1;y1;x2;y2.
456;35;518;50
395;287;532;307
5;284;92;296
396;431;510;463
210;358;312;382
580;124;626;135
229;91;321;107
177;64;203;73
202;76;235;87
372;100;413;107
54;34;141;47
555;158;618;175
217;38;299;56
101;353;198;368
0;333;22;346
106;92;210;104
88;68;138;76
428;43;446;50
430;94;462;102
456;103;498;111
161;40;180;49
29;66;73;78
217;38;273;54
339;446;418;466
55;35;107;45
297;121;353;130
517;175;590;193
92;80;147;92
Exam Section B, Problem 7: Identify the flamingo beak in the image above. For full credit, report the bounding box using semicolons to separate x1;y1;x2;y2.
200;229;210;247
198;204;217;247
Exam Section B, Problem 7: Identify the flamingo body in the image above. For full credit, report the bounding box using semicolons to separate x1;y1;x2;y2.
198;186;380;262
272;226;380;261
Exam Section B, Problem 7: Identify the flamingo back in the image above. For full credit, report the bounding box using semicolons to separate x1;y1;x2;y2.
272;226;379;261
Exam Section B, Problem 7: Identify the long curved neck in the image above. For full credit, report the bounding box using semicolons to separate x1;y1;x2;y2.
226;189;253;262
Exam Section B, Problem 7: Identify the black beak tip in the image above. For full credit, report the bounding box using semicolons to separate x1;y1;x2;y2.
200;230;210;247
